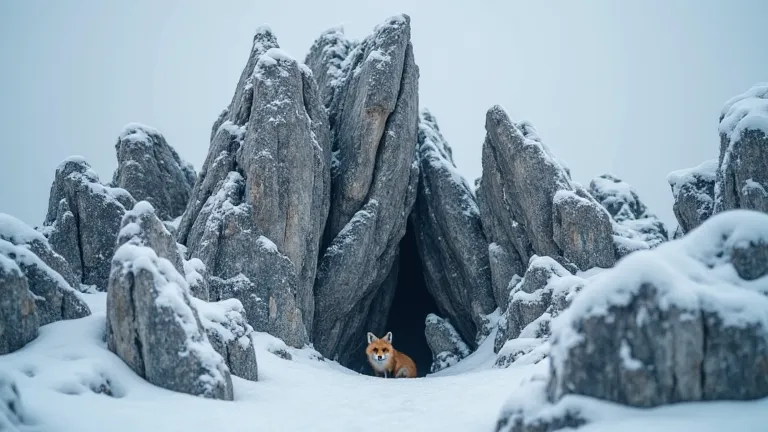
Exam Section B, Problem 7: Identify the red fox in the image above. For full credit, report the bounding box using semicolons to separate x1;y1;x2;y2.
366;331;417;378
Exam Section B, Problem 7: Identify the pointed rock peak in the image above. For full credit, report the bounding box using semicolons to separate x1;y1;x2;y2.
118;123;163;145
418;109;454;165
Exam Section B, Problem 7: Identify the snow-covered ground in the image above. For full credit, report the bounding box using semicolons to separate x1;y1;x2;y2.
3;292;767;431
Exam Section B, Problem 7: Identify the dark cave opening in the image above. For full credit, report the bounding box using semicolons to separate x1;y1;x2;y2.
383;225;440;378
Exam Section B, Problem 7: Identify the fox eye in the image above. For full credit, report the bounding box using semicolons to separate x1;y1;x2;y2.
372;348;378;354
382;348;389;353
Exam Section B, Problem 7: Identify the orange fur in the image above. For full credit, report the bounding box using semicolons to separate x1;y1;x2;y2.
365;332;417;378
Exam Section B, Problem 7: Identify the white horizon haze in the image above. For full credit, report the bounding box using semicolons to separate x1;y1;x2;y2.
1;0;766;232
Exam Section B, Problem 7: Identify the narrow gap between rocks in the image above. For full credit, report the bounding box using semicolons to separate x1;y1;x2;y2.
383;226;439;377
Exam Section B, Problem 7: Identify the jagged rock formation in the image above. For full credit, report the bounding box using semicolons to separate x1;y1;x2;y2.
43;157;136;290
112;124;196;221
0;256;39;355
547;210;768;406
303;26;353;111
496;210;768;431
493;256;584;355
589;174;668;255
411;110;495;346
307;15;420;366
715;83;768;214
107;202;234;400
177;26;331;347
194;297;259;381
424;314;471;373
478;106;614;277
0;213;90;328
667;160;717;236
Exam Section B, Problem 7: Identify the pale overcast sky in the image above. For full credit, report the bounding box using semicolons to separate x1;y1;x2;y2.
1;1;766;231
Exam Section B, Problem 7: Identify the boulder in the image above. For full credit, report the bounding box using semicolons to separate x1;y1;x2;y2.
107;222;233;400
0;214;90;326
552;187;615;270
589;174;668;252
424;314;471;373
411;109;495;344
547;210;768;408
43;157;136;290
193;297;259;381
308;15;420;365
0;256;39;355
177;26;329;346
715;83;768;214
111;124;196;221
667;160;717;235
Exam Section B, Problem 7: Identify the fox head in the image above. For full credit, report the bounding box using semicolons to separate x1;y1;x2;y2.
366;331;393;365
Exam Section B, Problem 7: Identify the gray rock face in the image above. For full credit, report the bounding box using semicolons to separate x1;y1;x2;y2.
303;26;353;111
194;297;259;381
505;256;584;343
480;106;614;273
552;187;615;270
0;256;39;355
424;313;471;373
116;201;184;275
107;208;233;400
43;157;136;290
177;26;330;346
589;174;668;252
547;210;768;408
308;15;420;365
0;372;30;431
0;214;90;326
411;110;495;345
667;160;717;235
111;124;196;221
715;83;768;214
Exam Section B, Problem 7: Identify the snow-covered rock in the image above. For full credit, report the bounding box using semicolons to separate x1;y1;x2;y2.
667;160;717;235
590;174;668;253
177;25;330;346
411;110;495;345
308;15;420;366
0;256;39;355
479;106;615;273
0;214;90;327
303;26;353;110
424;314;471;373
499;256;584;352
107;222;234;400
547;210;768;409
117;201;184;274
193;297;258;381
552;187;615;270
715;83;768;214
111;123;196;221
43;157;136;290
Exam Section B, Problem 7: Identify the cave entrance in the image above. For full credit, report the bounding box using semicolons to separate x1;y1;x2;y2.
383;225;440;378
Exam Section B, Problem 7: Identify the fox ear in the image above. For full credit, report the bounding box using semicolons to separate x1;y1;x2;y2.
367;332;377;343
384;332;393;343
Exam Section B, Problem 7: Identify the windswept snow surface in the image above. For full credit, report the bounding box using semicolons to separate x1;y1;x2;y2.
2;292;767;431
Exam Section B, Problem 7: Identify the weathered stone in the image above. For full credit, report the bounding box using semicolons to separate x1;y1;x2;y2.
552;187;616;270
116;201;184;275
667;160;717;235
0;214;90;326
303;26;353;110
107;241;233;400
0;256;39;355
590;174;668;251
309;15;420;366
424;314;471;373
547;210;768;408
111;124;196;221
194;297;259;381
43;157;136;290
411;110;495;344
178;26;329;345
715;83;768;214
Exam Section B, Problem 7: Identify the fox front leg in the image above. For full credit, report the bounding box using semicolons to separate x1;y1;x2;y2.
384;370;390;379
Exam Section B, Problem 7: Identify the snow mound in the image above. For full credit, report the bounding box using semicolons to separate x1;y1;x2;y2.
719;82;768;144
